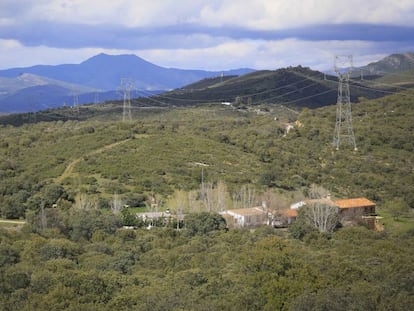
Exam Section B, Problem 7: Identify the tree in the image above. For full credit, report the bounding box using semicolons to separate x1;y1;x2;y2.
232;184;256;209
168;189;189;229
302;200;339;233
121;208;139;227
307;184;330;200
301;184;338;233
42;184;68;208
184;212;227;236
74;192;97;210
110;193;123;215
383;198;410;220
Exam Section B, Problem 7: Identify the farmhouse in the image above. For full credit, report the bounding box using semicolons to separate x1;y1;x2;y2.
334;197;378;229
271;208;298;227
288;197;380;230
334;197;376;217
220;207;269;228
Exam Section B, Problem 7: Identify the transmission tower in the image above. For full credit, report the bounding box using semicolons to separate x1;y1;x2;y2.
94;92;99;104
119;78;134;122
333;55;357;151
73;94;79;115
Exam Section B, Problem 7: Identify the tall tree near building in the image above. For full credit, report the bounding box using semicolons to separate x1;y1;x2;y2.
303;184;339;232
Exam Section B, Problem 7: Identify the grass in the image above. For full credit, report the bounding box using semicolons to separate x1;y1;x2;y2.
376;208;414;235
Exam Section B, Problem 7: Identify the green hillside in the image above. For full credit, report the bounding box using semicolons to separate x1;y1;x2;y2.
0;88;413;220
1;87;413;310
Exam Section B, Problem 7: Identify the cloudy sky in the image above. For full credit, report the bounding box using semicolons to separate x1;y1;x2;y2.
1;0;414;71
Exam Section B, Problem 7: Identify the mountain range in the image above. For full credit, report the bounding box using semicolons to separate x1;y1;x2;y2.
0;52;413;113
0;54;252;113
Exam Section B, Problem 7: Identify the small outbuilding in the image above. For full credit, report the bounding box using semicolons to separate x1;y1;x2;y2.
220;207;268;228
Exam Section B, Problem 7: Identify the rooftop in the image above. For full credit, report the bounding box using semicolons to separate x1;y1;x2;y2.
334;198;376;209
224;207;267;217
281;209;298;217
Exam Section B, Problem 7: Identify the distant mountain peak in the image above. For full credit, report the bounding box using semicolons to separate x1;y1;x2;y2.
361;52;414;75
81;53;150;64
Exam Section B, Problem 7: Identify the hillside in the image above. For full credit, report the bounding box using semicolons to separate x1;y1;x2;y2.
0;88;413;221
139;66;398;108
1;52;413;113
1;87;413;310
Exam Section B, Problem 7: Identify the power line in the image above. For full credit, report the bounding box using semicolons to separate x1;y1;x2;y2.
137;73;324;104
281;89;336;105
250;81;321;105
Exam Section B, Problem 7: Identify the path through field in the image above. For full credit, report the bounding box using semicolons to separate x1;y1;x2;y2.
55;138;131;183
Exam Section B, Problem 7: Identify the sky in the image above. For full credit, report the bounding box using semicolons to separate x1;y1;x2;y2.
1;0;414;71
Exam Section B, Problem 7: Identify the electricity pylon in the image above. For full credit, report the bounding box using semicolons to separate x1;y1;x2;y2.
73;94;79;115
333;55;357;151
119;78;134;122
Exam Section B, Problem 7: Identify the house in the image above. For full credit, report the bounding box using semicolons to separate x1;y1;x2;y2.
220;207;269;228
290;198;334;210
334;197;376;217
334;197;378;229
136;210;173;228
289;197;380;230
272;208;298;227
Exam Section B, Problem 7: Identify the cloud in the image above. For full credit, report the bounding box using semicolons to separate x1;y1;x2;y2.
0;0;414;71
3;0;414;30
1;19;413;52
137;38;414;71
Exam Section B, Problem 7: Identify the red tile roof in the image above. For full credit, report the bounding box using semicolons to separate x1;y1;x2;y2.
334;198;376;209
283;209;298;217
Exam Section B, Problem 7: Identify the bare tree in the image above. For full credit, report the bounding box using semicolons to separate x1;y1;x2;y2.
308;184;330;199
304;201;339;232
216;180;229;212
232;185;256;209
110;193;123;215
75;192;97;210
202;182;214;212
40;200;46;232
303;185;338;232
260;189;290;212
168;190;188;229
200;180;231;212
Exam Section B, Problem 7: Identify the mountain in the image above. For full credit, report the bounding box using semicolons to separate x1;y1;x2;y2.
1;52;412;114
0;73;95;94
0;73;97;113
0;53;253;113
359;52;414;75
0;53;253;91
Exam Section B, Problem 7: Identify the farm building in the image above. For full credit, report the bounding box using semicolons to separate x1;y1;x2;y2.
220;207;269;228
271;208;298;227
289;197;380;230
334;197;378;229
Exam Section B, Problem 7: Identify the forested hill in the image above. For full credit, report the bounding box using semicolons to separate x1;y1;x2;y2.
0;89;413;310
134;66;400;109
0;87;413;221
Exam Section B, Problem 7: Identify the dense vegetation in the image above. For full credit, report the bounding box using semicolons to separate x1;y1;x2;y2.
1;88;413;219
0;86;413;309
1;217;413;310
